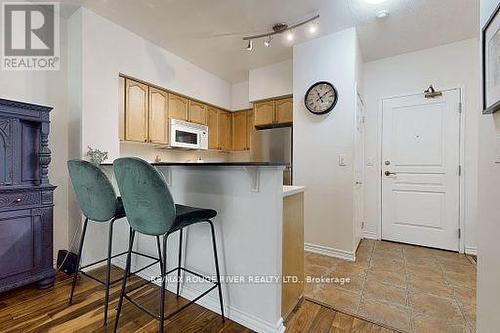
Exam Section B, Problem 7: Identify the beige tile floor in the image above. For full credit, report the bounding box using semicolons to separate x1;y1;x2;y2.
304;240;477;333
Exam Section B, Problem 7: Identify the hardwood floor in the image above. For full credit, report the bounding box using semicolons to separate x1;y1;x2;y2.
0;266;391;332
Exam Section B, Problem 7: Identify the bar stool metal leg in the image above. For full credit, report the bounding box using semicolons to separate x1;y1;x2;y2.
159;235;168;333
207;220;225;321
69;217;89;305
113;230;135;333
176;229;183;297
103;217;117;325
156;236;163;274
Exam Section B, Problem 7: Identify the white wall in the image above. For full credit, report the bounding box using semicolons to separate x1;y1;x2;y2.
0;14;70;259
249;60;292;102
477;0;500;331
69;8;232;161
293;28;358;255
363;39;480;252
231;81;251;110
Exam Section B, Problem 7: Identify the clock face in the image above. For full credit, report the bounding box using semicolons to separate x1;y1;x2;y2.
304;81;338;115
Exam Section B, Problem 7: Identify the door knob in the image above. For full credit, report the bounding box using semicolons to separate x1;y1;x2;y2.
385;171;396;176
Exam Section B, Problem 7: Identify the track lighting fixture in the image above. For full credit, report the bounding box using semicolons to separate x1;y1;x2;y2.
264;36;272;47
243;13;319;52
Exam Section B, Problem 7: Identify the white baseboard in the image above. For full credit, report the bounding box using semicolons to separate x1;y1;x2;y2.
465;246;477;256
362;230;378;240
304;243;355;261
114;258;285;333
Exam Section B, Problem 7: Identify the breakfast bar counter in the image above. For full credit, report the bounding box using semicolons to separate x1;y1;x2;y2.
92;162;290;333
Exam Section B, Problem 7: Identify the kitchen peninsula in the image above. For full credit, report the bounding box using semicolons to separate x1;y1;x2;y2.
97;161;304;333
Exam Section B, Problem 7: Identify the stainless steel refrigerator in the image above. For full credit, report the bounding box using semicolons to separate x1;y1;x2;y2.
252;126;292;185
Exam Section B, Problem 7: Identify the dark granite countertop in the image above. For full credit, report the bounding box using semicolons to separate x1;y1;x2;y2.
101;161;287;167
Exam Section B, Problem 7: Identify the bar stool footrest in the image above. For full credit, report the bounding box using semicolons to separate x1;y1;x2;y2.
121;266;221;322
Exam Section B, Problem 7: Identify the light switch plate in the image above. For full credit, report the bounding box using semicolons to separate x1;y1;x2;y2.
338;154;347;166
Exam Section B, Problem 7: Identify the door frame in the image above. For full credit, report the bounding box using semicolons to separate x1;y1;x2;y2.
376;87;466;253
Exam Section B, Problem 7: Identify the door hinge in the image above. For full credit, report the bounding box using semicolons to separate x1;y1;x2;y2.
361;221;365;229
458;165;462;176
458;102;463;113
458;228;461;239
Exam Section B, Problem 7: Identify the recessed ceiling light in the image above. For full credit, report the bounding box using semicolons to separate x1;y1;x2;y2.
365;0;387;4
376;10;389;19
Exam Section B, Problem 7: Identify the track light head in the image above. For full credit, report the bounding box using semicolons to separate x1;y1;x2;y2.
246;39;253;51
264;36;272;47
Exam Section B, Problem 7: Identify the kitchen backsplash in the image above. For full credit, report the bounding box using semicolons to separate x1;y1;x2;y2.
120;142;251;163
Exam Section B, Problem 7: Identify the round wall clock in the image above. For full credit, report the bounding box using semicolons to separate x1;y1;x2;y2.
304;81;338;115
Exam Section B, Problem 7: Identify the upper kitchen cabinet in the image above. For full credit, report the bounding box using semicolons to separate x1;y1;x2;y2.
188;100;207;125
168;93;188;121
246;110;254;150
125;78;149;143
275;97;293;124
149;87;169;145
218;111;232;151
254;100;275;127
207;106;219;150
254;97;293;127
119;77;125;141
232;111;247;151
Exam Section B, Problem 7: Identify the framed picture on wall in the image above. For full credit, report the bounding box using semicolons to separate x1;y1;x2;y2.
482;2;500;114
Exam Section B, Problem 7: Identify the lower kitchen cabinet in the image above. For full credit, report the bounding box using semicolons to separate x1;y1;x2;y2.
282;191;304;320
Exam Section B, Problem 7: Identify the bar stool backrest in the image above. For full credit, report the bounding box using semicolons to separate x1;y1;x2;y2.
68;159;119;222
113;157;176;236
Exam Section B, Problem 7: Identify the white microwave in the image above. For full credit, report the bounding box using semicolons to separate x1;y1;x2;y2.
169;119;208;150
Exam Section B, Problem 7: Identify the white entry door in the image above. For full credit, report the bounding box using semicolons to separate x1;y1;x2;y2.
381;89;461;251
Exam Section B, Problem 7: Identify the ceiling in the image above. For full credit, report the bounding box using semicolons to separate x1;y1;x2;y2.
59;0;479;83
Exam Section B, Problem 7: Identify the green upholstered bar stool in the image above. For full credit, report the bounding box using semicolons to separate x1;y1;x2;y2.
112;157;224;333
67;160;163;326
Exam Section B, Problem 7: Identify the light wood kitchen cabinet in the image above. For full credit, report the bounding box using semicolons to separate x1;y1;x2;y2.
168;93;188;121
246;110;254;150
125;79;149;142
275;98;293;124
254;97;293;127
282;192;304;320
218;111;232;151
148;87;169;144
119;77;125;141
207;106;219;150
254;100;275;126
232;111;247;151
188;100;207;125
